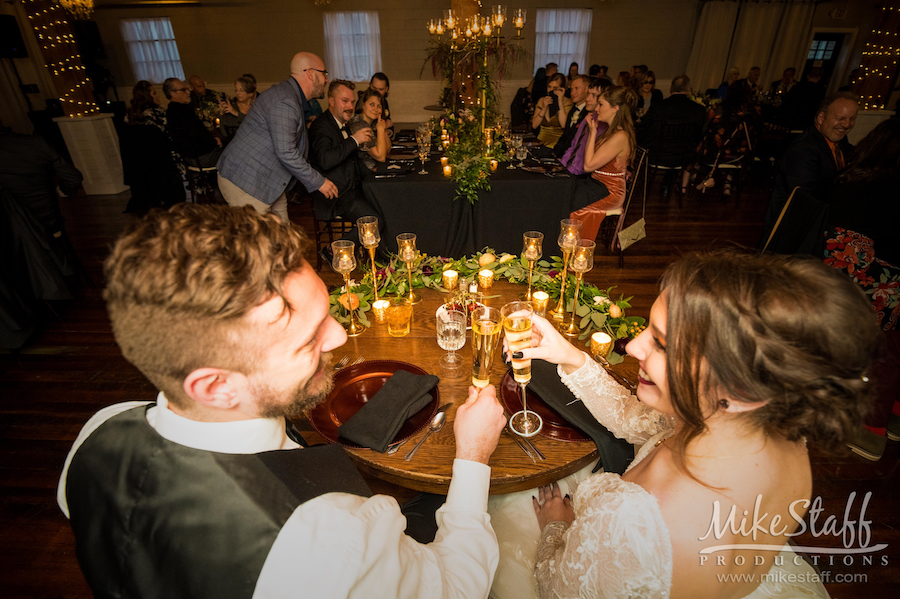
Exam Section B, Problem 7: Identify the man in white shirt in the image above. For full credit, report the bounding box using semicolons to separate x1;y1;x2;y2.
57;204;506;598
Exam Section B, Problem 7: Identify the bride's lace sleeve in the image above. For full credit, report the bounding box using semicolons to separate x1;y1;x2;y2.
534;475;673;599
559;354;672;445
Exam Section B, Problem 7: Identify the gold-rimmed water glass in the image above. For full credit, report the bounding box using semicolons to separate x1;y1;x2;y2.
521;231;543;301
396;233;422;304
502;301;542;437
548;219;583;322
559;240;595;337
331;240;367;337
357;216;381;301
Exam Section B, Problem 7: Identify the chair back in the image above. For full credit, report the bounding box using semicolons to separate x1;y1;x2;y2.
651;120;703;168
611;146;648;253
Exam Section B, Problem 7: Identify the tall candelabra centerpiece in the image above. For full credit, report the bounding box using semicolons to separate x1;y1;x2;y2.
396;233;422;305
548;219;583;322
331;240;367;337
559;240;595;338
521;230;543;302
357;216;380;302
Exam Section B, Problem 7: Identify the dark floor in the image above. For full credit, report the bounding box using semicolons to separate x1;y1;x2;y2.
0;167;897;597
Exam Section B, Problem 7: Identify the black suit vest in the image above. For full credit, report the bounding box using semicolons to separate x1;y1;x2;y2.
66;405;371;599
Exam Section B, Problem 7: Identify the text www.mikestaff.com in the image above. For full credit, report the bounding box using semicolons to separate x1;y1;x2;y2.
716;571;867;584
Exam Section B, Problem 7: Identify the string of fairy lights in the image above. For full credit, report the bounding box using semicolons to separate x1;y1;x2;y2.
857;4;900;110
24;0;98;117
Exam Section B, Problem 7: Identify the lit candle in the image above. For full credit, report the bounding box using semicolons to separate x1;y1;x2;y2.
442;138;450;148
361;232;376;247
442;269;459;291
443;165;452;177
490;159;498;172
532;291;549;316
440;156;449;167
591;332;614;359
372;299;390;323
478;269;494;289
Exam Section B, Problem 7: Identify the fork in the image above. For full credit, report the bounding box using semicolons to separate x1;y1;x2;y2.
350;356;365;366
333;356;350;370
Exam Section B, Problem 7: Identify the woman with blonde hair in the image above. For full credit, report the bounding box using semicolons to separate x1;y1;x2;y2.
569;85;637;243
219;76;258;141
489;251;877;599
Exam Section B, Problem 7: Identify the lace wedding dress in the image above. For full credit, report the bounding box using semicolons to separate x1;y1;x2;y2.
487;355;830;599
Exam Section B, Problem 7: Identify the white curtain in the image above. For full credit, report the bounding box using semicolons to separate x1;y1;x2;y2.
685;2;740;94
120;18;185;84
324;11;382;82
686;0;814;94
533;9;592;75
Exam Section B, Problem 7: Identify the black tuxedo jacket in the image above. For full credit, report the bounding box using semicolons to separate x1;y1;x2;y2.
553;105;589;158
308;112;363;220
639;94;707;158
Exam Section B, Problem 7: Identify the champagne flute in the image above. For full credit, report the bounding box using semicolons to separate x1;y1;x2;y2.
471;306;503;388
548;219;583;322
559;240;595;337
417;142;429;175
331;240;367;337
521;231;543;301
503;301;542;437
357;216;381;301
436;309;466;370
396;233;422;304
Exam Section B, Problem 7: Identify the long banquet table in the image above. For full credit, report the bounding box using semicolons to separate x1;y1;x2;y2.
361;158;581;257
295;281;638;495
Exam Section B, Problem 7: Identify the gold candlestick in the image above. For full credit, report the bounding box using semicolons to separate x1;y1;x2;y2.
548;249;572;321
521;230;543;302
396;233;422;304
332;240;367;337
357;216;381;302
548;219;583;321
559;240;595;337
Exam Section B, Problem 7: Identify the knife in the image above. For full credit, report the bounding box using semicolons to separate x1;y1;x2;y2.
502;408;546;460
504;426;536;463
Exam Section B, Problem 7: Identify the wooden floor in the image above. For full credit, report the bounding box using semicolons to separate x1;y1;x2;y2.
1;169;897;597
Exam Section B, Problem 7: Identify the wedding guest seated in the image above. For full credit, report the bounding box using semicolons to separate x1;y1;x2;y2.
569;85;637;243
356;72;394;138
530;73;571;149
510;76;535;128
544;62;558;78
559;80;606;175
595;64;613;86
553;75;590;158
716;66;741;99
636;70;663;118
188;74;219;111
348;89;391;172
58;204;507;599
615;70;632;89
761;92;858;249
218;75;258;142
488;251;878;599
309;80;380;246
769;67;797;100
565;62;579;91
125;80;183;176
737;66;761;96
164;77;223;168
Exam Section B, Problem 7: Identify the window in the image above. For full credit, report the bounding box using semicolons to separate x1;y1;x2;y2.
120;17;185;84
808;40;836;61
324;11;382;82
533;9;592;75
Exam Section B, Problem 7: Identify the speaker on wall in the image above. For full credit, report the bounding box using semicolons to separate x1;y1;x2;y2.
0;14;28;59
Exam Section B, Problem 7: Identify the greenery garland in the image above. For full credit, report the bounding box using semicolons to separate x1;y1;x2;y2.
328;248;646;361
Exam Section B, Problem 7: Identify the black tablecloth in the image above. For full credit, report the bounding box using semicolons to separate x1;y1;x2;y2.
362;157;580;256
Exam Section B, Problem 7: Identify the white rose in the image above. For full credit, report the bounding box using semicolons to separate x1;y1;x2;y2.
499;253;515;264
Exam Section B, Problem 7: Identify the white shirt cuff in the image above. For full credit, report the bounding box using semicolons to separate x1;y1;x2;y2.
444;458;491;513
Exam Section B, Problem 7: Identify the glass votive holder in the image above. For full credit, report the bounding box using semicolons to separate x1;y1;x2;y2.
478;269;493;289
442;269;458;291
440;156;449;167
443;165;452;177
372;299;390;324
532;290;549;316
442;139;450;149
591;332;614;360
490;159;498;172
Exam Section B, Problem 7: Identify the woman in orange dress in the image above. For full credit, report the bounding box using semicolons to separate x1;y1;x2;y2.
570;85;637;243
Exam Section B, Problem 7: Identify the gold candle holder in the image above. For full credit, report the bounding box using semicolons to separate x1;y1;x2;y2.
549;219;583;322
478;269;494;289
521;230;543;302
331;240;367;337
532;291;549;316
559;240;595;338
396;233;422;304
357;216;380;302
591;332;613;361
443;269;459;291
443;165;452;177
490;159;498;172
440;156;449;167
442;138;450;149
372;299;390;323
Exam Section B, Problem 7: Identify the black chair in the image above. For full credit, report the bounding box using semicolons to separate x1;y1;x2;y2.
304;191;353;270
601;146;648;268
648;120;703;203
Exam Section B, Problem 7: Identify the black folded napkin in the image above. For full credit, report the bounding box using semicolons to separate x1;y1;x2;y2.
338;370;439;453
529;360;634;474
373;162;412;176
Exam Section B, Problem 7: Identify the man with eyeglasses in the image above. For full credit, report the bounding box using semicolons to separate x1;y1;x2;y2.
163;78;223;169
218;52;338;221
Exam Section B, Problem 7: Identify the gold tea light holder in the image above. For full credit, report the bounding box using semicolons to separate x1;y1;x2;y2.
443;269;459;291
372;299;390;323
532;290;549;317
590;332;614;363
478;269;494;289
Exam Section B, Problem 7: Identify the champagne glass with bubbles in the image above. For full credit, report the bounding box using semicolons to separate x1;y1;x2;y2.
503;301;542;437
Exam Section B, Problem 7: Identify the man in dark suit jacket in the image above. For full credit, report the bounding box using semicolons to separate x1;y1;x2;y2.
308;80;377;227
217;52;338;221
553;75;591;158
163;77;222;168
760;92;858;250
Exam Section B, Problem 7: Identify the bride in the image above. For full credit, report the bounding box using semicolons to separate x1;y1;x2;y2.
489;252;878;599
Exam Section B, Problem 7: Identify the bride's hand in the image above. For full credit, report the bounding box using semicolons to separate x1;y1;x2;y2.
534;482;574;530
502;314;585;372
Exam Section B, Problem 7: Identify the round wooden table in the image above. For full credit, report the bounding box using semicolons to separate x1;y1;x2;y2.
298;281;638;495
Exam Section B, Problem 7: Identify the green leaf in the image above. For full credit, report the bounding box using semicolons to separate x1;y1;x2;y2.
575;304;590;317
607;352;625;365
580;314;592;328
591;312;607;327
